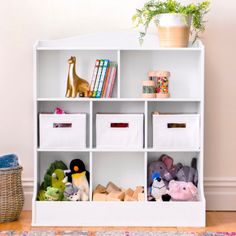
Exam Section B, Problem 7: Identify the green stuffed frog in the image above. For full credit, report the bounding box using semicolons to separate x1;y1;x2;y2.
41;160;68;190
37;161;68;201
45;187;63;201
51;169;66;192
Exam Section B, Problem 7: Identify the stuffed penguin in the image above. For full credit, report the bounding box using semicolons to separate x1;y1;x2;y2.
66;159;90;197
151;172;167;201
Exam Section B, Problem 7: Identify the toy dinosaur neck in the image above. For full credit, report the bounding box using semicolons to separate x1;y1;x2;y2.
69;62;76;82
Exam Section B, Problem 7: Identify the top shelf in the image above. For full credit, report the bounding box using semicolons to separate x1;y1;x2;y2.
35;32;204;100
37;98;202;102
35;32;204;51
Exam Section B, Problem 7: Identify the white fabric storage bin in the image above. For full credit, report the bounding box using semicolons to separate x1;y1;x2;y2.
39;114;86;149
96;114;144;149
153;114;200;150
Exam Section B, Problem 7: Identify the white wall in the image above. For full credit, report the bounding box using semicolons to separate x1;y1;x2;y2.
0;0;236;210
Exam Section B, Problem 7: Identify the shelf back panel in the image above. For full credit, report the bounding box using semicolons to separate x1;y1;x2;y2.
92;152;145;190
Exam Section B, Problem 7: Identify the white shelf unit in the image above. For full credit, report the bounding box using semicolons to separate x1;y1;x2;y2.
33;32;205;227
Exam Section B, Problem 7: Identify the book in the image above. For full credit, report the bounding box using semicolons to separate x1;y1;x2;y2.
104;63;114;98
105;64;117;98
108;65;117;98
92;60;104;97
89;59;100;97
101;66;111;98
96;59;109;98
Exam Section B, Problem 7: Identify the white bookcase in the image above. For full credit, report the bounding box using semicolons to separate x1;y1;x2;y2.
33;32;205;227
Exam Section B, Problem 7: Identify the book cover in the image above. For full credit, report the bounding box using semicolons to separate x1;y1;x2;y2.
101;66;111;98
89;59;100;97
92;60;104;97
108;65;117;98
105;64;117;98
104;62;115;98
96;59;109;98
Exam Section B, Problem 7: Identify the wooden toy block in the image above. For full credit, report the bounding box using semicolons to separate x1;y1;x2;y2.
94;184;107;194
132;186;144;200
106;181;121;193
106;195;121;201
138;192;145;202
137;186;144;192
108;191;125;201
124;188;134;197
124;195;136;201
93;192;107;201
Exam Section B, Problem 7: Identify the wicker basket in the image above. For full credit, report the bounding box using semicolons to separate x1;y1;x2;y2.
0;166;24;222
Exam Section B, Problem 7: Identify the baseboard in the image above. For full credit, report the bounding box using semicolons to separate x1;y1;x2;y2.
22;177;236;211
204;177;236;210
22;178;34;210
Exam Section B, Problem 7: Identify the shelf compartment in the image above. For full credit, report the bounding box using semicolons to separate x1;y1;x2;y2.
33;200;205;226
92;152;145;198
92;101;145;148
120;50;202;99
37;151;91;200
38;101;90;149
147;101;201;149
37;50;118;99
147;152;203;202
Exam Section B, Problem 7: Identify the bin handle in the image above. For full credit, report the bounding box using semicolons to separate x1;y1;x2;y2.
167;123;186;128
53;123;72;128
110;123;129;128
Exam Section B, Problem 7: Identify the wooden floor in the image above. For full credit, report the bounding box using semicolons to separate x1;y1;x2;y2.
0;211;236;234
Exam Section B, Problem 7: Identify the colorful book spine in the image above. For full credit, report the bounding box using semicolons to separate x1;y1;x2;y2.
96;59;109;98
101;66;111;98
104;63;114;98
92;60;104;97
108;65;117;98
105;64;117;98
89;59;100;97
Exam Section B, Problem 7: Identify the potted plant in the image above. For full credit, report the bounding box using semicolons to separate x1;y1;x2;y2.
132;0;210;47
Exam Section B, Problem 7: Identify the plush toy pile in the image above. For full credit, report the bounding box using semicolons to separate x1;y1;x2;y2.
37;159;89;201
93;182;144;201
148;154;198;202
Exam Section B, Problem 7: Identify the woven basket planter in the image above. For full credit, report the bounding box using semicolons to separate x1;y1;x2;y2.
0;166;24;222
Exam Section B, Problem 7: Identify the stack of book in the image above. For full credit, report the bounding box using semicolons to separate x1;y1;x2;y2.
89;59;117;98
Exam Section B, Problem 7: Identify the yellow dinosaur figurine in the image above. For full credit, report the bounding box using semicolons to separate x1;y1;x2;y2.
65;56;89;98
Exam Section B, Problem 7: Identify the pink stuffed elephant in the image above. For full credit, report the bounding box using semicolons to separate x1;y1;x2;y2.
167;180;198;201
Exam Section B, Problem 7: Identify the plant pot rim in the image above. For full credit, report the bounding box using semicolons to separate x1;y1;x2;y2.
156;13;192;28
157;13;191;17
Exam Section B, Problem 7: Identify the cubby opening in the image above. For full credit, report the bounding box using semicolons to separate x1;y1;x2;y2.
147;152;202;202
92;101;145;148
37;101;90;149
147;101;201;149
92;152;145;201
36;151;91;201
120;50;202;99
37;50;118;99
